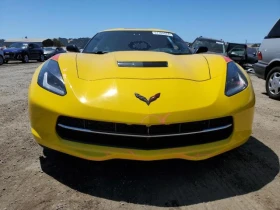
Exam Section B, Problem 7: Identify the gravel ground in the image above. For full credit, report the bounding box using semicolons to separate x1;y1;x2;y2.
0;61;279;210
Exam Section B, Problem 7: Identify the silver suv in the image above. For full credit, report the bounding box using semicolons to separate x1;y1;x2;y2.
254;18;280;100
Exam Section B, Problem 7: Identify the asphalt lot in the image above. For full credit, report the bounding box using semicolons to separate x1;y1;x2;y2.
0;61;280;210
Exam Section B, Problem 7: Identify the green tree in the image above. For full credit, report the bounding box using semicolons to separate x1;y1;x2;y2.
53;38;64;47
42;39;54;47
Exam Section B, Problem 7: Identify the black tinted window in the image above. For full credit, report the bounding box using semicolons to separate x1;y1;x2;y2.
267;19;280;38
247;47;257;54
83;31;192;55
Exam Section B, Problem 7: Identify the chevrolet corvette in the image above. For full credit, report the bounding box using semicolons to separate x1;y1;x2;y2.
28;28;255;161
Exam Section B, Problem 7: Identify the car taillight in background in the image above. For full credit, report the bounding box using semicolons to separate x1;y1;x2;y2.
257;51;263;60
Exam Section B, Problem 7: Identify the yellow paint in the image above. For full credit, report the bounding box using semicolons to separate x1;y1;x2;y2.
76;51;211;81
28;42;255;161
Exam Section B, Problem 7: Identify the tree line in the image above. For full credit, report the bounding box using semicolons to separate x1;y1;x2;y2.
42;39;64;47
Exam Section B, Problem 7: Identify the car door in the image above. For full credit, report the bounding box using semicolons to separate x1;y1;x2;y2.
34;44;42;59
28;44;37;59
226;43;247;65
246;47;258;64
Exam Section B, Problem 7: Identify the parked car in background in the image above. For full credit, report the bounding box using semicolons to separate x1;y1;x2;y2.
0;49;4;65
43;47;66;60
3;42;44;63
191;37;227;55
253;18;280;100
0;50;4;65
190;36;248;67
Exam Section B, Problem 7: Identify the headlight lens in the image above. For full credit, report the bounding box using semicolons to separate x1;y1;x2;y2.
225;61;248;96
37;59;66;96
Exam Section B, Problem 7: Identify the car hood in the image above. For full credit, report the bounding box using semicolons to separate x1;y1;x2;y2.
74;51;212;81
4;48;24;53
48;53;234;116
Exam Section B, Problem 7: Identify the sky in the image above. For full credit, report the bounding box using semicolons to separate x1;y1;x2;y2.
0;0;279;43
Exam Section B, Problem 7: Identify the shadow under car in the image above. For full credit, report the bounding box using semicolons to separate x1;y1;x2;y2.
40;136;279;207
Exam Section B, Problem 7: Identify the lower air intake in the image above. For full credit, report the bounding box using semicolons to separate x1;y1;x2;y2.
56;116;233;150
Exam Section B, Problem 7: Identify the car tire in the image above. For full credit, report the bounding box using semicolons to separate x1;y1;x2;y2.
22;54;29;63
0;56;3;65
38;54;45;62
266;66;280;100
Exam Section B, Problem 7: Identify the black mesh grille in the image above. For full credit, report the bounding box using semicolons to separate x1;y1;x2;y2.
56;116;233;150
5;52;15;58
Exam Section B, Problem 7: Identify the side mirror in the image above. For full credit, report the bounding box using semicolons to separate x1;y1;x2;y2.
195;46;208;54
66;44;80;53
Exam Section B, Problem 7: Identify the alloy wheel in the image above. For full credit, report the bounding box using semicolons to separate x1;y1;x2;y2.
268;72;280;95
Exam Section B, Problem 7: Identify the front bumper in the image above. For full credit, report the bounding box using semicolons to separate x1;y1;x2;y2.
253;62;267;79
4;52;23;61
29;90;255;161
30;111;254;161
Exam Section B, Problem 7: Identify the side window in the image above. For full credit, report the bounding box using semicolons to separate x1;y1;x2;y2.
29;44;35;49
266;19;280;38
171;34;190;52
191;39;201;49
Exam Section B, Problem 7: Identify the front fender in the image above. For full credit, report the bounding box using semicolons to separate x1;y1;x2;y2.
265;59;280;79
268;58;280;66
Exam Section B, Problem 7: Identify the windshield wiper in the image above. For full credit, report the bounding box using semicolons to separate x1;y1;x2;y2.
87;51;109;54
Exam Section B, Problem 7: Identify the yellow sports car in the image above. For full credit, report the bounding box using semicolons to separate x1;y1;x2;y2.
28;28;255;161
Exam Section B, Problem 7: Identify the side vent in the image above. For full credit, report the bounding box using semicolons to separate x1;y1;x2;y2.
117;61;168;67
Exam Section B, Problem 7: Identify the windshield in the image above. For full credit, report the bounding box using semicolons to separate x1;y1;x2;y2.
192;39;225;53
247;47;257;54
8;43;28;49
83;31;192;55
229;48;246;56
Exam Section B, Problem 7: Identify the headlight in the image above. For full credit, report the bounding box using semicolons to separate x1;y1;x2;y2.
37;59;67;96
225;61;248;96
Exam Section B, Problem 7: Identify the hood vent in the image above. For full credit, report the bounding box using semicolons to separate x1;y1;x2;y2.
117;61;168;67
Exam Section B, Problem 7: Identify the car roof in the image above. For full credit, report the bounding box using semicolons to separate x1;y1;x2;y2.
195;36;225;43
12;42;29;44
101;28;173;33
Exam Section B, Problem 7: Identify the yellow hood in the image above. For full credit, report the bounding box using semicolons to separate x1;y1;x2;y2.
76;51;211;81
